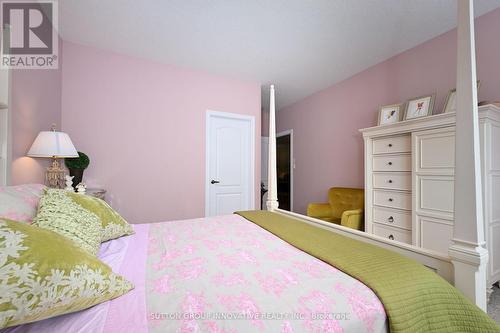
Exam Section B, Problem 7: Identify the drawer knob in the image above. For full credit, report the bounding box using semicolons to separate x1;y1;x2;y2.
388;216;394;223
388;198;393;202
388;162;393;165
388;143;393;147
388;235;394;240
388;179;393;183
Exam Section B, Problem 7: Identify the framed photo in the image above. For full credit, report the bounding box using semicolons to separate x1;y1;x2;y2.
404;94;435;120
443;81;481;113
378;103;403;125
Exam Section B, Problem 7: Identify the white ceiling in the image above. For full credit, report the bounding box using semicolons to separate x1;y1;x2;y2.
59;0;500;109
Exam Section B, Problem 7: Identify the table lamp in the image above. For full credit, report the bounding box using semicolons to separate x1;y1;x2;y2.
27;125;78;188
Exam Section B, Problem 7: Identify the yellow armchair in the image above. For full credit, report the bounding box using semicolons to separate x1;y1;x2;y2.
307;187;364;231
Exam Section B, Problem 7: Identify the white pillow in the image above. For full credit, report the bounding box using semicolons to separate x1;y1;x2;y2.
0;184;46;223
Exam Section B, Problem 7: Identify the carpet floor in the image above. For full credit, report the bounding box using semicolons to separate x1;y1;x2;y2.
488;285;500;323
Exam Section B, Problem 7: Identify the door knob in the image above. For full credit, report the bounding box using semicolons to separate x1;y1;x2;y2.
211;180;220;184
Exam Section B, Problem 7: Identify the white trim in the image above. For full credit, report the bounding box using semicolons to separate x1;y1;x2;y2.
277;129;294;211
360;105;500;138
261;136;269;188
266;85;279;210
205;110;256;217
0;66;11;186
0;109;8;186
6;97;11;186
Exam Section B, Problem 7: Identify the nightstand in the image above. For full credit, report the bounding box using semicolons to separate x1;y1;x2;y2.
85;188;106;200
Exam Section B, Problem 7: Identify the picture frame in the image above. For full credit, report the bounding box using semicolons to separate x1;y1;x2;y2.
442;81;481;114
378;103;403;126
403;94;435;120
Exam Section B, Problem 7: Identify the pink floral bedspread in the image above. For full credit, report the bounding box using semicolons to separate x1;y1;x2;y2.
144;214;387;333
3;214;387;333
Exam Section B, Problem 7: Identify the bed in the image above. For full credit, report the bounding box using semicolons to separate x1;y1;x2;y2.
1;1;498;332
3;208;497;332
4;215;388;333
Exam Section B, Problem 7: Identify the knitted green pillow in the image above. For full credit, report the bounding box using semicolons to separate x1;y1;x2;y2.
67;192;134;242
0;218;133;329
33;189;102;255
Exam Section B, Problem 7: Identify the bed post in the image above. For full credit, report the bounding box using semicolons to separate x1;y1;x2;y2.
448;0;488;311
266;85;279;211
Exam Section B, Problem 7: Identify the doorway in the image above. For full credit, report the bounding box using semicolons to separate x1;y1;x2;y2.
206;110;255;216
277;130;293;211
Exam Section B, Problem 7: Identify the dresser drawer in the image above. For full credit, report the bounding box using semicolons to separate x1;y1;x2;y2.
373;223;412;244
373;207;411;230
373;173;411;191
373;190;411;210
373;155;411;172
373;135;411;155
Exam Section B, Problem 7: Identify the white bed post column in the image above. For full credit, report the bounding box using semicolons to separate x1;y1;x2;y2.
266;85;279;211
448;0;488;311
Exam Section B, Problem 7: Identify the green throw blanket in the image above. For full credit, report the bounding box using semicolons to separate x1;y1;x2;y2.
236;210;500;332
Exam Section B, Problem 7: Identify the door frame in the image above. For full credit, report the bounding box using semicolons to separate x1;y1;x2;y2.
0;107;10;186
0;65;11;186
205;110;256;217
277;129;294;211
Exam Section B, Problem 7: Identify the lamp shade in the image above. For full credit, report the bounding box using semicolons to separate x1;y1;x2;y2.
27;131;78;158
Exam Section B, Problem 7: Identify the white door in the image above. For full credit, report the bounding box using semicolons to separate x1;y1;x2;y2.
206;111;255;216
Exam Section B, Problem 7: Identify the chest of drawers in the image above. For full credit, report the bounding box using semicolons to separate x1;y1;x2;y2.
361;105;500;288
369;135;412;244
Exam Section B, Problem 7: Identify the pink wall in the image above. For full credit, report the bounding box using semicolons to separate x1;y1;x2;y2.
61;41;261;223
278;8;500;214
10;52;62;185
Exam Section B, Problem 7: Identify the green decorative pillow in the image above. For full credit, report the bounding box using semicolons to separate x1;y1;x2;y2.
33;189;102;255
67;192;134;242
0;218;133;329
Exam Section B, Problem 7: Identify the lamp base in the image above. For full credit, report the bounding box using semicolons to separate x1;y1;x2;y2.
46;158;66;189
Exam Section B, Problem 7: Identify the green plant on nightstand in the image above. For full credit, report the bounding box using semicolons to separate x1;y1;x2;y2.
65;151;90;190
